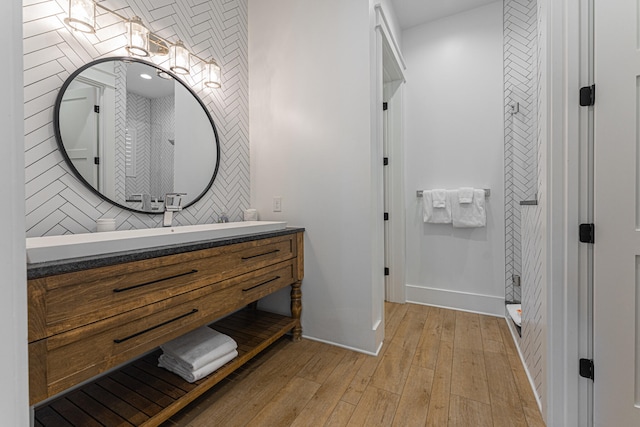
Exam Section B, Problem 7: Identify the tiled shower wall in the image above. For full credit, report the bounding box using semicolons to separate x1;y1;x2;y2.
504;0;538;303
23;0;249;237
504;0;546;408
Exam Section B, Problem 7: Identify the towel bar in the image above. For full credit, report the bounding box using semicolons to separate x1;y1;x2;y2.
416;189;491;198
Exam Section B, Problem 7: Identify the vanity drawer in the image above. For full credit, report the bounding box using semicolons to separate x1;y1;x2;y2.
33;260;296;399
29;233;297;341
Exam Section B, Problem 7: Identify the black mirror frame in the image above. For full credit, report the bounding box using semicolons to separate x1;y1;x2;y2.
53;56;221;215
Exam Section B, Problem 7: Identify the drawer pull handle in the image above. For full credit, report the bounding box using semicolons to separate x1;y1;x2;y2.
113;270;198;293
241;249;280;260
113;309;199;344
243;276;281;292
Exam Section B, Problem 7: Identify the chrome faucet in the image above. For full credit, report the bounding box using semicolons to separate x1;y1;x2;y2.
163;193;186;227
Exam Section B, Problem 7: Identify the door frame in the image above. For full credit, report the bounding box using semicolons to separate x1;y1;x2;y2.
375;4;406;305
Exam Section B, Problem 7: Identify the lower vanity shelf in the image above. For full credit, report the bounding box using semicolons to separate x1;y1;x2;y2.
34;308;297;427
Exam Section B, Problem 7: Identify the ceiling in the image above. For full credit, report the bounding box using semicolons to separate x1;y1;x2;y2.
389;0;500;30
126;62;175;99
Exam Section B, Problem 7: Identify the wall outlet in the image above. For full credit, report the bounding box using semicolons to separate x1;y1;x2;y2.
273;197;282;212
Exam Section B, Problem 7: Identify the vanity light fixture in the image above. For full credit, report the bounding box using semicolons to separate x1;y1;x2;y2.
64;0;96;33
125;16;150;57
204;59;221;89
63;1;222;88
169;40;190;75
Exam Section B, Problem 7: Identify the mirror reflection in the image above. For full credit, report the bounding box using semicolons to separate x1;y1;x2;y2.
55;57;220;213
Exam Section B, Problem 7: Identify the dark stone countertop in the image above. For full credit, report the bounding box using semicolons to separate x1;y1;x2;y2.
27;227;305;280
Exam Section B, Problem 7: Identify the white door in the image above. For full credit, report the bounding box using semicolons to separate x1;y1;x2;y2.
593;1;640;424
59;86;99;189
383;103;390;300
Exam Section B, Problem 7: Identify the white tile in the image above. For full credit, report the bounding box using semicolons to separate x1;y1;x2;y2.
24;90;57;120
24;75;61;103
26;180;66;214
25;136;57;168
59;215;91;234
24;60;65;87
23;1;64;23
24;30;65;56
24;46;64;71
43;223;69;237
24;151;62;184
59;200;99;229
26;194;65;230
25;165;65;198
25;122;55;150
24;106;54;136
58;176;103;207
23;16;64;39
27;209;67;238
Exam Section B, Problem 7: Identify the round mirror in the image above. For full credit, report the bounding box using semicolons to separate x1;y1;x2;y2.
54;57;220;214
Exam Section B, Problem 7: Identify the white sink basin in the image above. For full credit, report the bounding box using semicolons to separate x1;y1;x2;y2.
26;221;288;263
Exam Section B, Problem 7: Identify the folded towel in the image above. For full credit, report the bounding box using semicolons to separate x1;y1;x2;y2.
160;327;238;371
422;190;452;224
458;187;474;204
452;189;486;228
159;349;238;383
432;189;447;208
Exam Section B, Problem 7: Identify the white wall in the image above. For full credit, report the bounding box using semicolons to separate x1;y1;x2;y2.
1;0;29;424
403;2;506;315
249;0;383;353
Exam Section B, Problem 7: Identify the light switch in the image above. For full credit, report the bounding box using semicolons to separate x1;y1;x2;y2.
273;197;282;212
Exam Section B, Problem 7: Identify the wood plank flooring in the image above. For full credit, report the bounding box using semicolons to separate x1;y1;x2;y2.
162;303;546;427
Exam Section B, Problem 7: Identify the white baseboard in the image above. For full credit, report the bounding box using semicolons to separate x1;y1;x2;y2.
406;284;505;317
504;316;543;412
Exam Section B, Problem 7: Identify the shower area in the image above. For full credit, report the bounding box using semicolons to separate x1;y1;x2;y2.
503;0;545;408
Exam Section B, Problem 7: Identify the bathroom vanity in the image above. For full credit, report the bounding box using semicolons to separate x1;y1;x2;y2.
27;227;304;426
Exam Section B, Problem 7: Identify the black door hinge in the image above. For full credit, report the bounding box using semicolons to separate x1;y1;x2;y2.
579;85;595;106
94;157;100;165
579;223;595;244
579;358;594;380
383;102;388;111
384;267;389;276
94;105;100;113
383;157;389;166
384;212;389;221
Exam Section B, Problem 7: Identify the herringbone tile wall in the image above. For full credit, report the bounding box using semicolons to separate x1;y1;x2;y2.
504;0;546;407
125;92;152;198
504;0;537;303
521;203;545;404
24;0;249;236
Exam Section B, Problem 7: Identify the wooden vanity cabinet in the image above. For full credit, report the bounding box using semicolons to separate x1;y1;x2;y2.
28;230;304;426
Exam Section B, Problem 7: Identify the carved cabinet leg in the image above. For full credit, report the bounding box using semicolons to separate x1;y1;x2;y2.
291;281;302;341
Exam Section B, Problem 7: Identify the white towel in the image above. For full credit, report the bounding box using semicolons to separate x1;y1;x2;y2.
458;187;474;204
452;189;486;228
422;190;452;224
160;327;238;371
432;189;447;208
158;349;238;383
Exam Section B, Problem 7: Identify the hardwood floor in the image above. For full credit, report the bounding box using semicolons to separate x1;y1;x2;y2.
162;303;546;427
